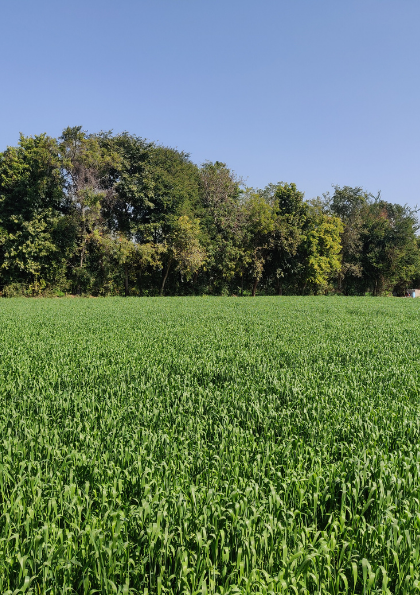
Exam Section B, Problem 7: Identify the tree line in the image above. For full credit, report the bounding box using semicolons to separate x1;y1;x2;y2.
0;127;419;297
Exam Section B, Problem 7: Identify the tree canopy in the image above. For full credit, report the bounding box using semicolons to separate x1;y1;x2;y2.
1;128;419;296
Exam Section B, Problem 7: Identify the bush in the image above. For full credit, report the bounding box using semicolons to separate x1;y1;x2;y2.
2;283;28;297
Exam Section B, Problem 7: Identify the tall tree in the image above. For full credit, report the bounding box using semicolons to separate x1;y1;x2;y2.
160;215;206;295
296;209;343;294
0;134;68;290
327;186;370;293
58;126;120;292
360;200;420;295
98;134;202;293
266;183;307;295
242;191;274;296
199;162;244;292
99;134;201;239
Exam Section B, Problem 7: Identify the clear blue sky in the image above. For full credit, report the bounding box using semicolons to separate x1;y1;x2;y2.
1;0;419;207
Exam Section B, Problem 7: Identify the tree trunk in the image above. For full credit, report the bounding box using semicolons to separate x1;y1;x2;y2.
252;278;258;297
278;281;283;296
160;258;172;296
77;230;87;295
241;272;244;297
80;219;87;268
80;243;85;268
124;265;129;297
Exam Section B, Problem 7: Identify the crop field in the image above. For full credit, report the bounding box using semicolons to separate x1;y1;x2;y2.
1;297;420;594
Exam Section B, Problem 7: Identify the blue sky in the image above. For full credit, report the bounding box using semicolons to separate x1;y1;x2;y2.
1;0;419;207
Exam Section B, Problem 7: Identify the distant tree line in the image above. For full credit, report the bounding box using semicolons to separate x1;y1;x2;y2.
1;127;419;297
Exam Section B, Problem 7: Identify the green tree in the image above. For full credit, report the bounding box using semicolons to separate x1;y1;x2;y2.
266;183;307;295
0;134;67;289
98;134;202;294
360;200;420;295
160;215;206;295
327;186;370;293
297;208;343;294
242;191;274;296
58;126;121;292
99;134;201;238
199;162;244;292
95;132;155;237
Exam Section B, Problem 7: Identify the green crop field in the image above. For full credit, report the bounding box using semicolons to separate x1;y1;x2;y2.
1;297;420;594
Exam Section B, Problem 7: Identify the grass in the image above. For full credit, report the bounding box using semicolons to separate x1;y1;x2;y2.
1;296;420;594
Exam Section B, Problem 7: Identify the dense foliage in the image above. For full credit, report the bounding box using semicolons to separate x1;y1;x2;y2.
1;297;420;593
1;129;419;296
